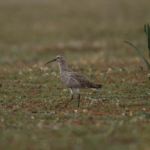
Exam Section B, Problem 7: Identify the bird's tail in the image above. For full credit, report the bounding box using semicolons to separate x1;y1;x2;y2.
96;84;102;89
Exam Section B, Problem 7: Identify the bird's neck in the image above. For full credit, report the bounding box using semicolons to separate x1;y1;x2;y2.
58;60;68;73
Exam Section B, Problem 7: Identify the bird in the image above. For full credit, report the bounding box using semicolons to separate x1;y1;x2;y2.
45;55;102;107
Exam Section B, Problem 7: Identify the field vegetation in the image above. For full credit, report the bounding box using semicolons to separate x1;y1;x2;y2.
0;0;150;149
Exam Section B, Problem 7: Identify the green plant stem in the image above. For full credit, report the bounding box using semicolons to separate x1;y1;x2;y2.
124;41;150;70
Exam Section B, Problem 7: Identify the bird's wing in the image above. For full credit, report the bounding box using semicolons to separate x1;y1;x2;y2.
68;72;97;88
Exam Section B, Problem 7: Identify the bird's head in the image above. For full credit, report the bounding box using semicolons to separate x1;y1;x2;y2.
45;55;65;65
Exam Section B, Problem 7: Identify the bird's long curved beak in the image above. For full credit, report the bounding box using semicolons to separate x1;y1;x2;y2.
44;58;57;66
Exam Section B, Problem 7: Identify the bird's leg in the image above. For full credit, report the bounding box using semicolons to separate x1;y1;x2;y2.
75;89;80;107
64;89;74;107
64;94;73;107
77;94;80;107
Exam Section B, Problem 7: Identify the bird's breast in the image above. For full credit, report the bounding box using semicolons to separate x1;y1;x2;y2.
60;71;78;88
60;72;70;86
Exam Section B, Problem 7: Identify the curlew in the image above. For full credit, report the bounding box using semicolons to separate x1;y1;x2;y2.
45;55;102;107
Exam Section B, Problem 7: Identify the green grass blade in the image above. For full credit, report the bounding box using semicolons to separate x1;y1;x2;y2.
144;24;148;36
124;41;150;69
147;24;150;58
144;24;150;58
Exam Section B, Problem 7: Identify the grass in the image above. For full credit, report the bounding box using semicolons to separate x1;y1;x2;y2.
125;24;150;70
0;0;150;149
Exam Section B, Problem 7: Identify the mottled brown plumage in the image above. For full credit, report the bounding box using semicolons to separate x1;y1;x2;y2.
45;55;102;107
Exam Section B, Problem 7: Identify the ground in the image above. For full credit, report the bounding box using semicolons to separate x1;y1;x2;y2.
0;0;150;150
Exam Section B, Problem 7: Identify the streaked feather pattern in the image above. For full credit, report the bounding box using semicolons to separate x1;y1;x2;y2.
60;70;102;89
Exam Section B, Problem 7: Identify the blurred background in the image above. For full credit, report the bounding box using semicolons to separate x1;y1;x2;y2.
0;0;150;69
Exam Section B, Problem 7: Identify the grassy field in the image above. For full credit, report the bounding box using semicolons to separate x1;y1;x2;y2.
0;0;150;149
